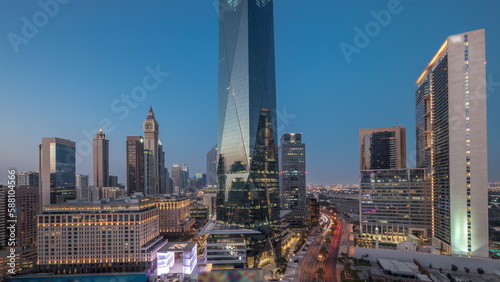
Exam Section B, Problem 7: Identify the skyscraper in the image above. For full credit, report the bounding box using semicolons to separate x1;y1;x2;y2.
126;136;145;195
216;0;280;267
76;174;89;201
415;29;488;257
144;107;160;194
93;127;109;187
206;145;218;187
359;126;406;170
39;137;76;206
158;140;169;194
16;171;39;188
171;164;182;194
279;133;307;228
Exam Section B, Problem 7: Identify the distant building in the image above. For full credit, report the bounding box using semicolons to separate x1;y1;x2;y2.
75;174;89;201
99;187;127;199
171;164;182;194
306;197;320;228
206;145;217;187
151;195;195;237
39;137;76;205
415;29;488;257
190;204;209;223
144;149;154;195
16;172;39;188
279;133;307;228
359;169;432;243
12;185;39;271
359;126;406;170
158;140;169;194
108;175;118;187
195;173;207;189
0;248;21;280
181;165;189;189
126;136;145;195
93;127;109;188
144;107;160;194
37;196;167;274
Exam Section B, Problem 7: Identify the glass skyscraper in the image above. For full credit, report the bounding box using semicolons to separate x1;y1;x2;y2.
216;0;280;267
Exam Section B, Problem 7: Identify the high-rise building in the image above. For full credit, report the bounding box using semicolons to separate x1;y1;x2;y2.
158;140;169;194
195;173;207;189
126;136;145;195
216;0;280;267
76;174;89;201
279;133;307;228
144;149;154;195
144;107;160;194
16;171;39;188
39;137;76;206
108;175;118;187
415;29;488;257
37;196;166;274
171;164;182;194
12;185;39;271
206;145;218;187
181;164;189;189
93;127;109;188
150;195;195;237
359;169;432;243
359;126;406;170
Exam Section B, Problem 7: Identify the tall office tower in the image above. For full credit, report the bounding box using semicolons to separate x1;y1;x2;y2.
279;133;307;228
144;149;154;195
76;174;89;201
181;164;189;189
158;140;168;194
415;29;488;257
206;145;218;187
150;195;196;237
144;107;160;194
171;164;182;194
13;185;39;271
359;169;432;243
359;126;406;170
39;137;76;206
195;173;207;189
126;136;145;195
16;171;39;187
108;175;118;187
37;196;167;274
93;127;109;188
216;0;280;267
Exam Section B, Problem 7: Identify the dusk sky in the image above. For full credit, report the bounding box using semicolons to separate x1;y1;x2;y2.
1;0;499;185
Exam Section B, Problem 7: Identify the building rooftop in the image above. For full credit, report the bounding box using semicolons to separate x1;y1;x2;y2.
199;220;261;235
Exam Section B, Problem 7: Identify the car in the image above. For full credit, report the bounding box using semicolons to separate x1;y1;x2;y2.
294;259;300;264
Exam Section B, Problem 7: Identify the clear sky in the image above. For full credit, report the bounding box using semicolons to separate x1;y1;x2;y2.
1;0;499;185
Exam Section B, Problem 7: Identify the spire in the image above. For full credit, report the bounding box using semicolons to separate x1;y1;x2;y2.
99;125;103;132
147;106;155;119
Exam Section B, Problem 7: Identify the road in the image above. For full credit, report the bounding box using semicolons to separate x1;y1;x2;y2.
323;212;343;282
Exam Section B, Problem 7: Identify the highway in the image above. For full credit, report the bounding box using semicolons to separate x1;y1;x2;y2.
323;211;343;282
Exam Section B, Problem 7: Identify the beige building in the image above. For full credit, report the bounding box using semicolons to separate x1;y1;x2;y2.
415;29;488;257
37;196;166;274
92;127;109;188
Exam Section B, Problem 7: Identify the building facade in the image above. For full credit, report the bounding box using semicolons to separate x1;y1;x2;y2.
92;127;109;188
16;172;39;188
171;164;182;194
216;0;280;267
37;197;166;274
39;138;76;206
415;29;488;257
359;126;406;170
126;136;145;195
279;133;307;228
144;107;160;195
359;169;432;243
151;196;195;237
206;145;218;188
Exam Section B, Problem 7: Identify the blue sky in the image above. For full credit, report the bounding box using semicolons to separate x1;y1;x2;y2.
1;0;499;185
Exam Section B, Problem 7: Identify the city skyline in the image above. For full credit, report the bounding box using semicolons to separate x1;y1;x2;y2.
2;1;500;185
